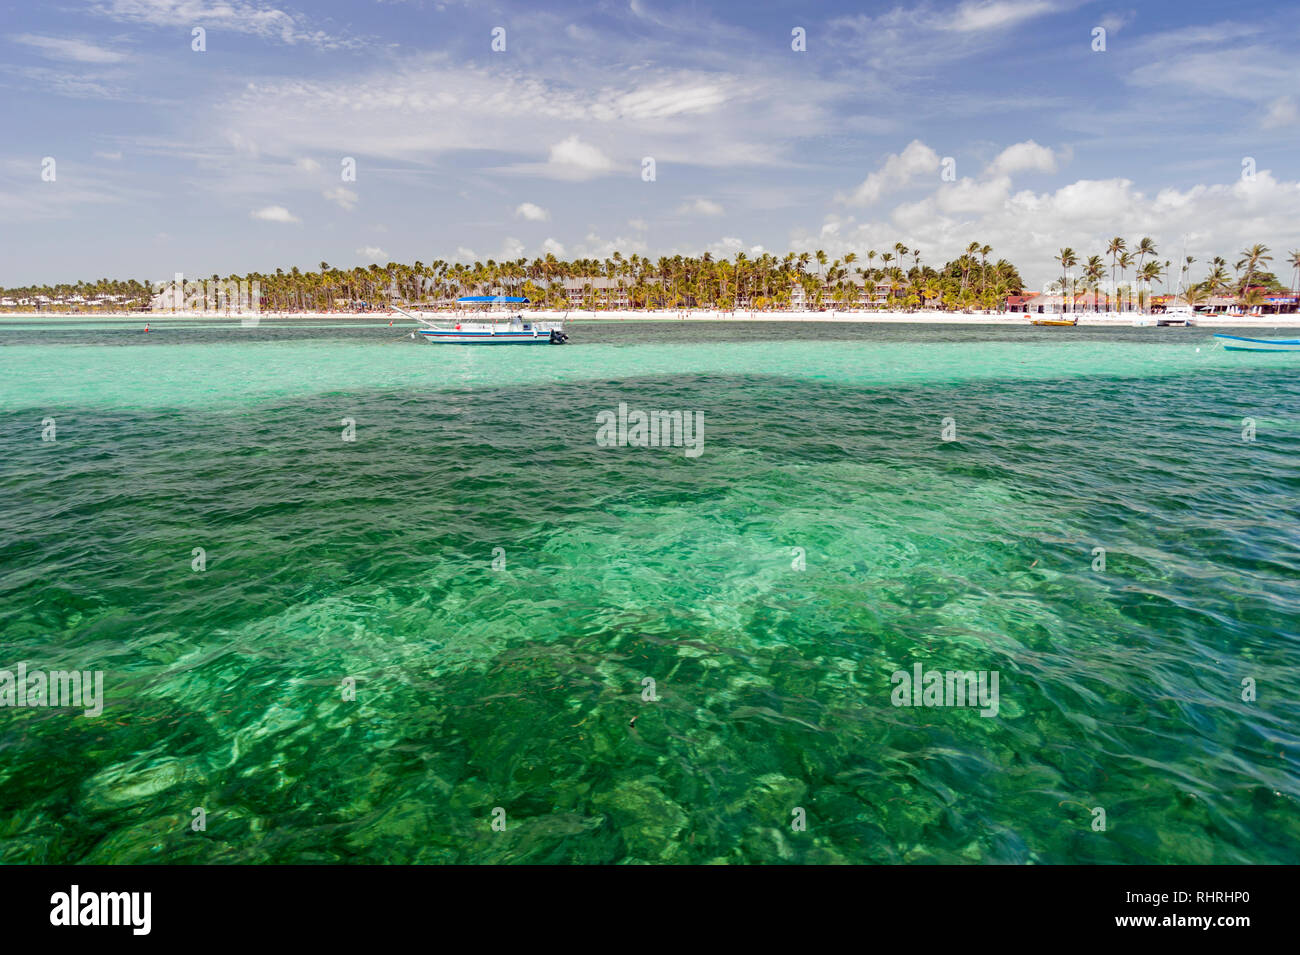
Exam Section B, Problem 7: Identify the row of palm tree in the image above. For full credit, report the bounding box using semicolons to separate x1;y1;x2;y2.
249;248;1025;312
5;244;1294;313
1;247;1026;313
0;277;154;309
1052;241;1296;313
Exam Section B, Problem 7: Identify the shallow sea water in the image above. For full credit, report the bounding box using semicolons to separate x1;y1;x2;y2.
1;319;1297;863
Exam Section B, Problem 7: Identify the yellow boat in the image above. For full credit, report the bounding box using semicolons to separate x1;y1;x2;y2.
1030;318;1077;326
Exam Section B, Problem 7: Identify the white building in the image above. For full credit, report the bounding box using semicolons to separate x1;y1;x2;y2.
562;277;631;307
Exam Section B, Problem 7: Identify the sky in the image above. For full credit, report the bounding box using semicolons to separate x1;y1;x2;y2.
2;0;1299;289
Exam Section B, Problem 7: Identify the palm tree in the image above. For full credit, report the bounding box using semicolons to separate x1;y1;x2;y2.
1135;237;1156;274
1240;286;1267;313
894;243;909;279
1117;251;1133;310
1239;243;1272;293
1056;248;1078;313
1203;258;1230;297
1084;256;1105;311
954;241;975;298
1178;255;1194;295
1106;237;1126;309
1131;238;1155;312
1138;261;1161;312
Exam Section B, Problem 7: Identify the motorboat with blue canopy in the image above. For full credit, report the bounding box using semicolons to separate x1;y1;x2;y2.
394;296;568;344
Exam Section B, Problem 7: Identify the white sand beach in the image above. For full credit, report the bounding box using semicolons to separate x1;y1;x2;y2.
7;309;1298;327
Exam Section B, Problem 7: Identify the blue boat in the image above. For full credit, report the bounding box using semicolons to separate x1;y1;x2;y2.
1213;334;1300;352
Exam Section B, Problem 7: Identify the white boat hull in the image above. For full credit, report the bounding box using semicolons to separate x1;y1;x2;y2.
1214;334;1300;352
417;329;558;344
407;313;568;344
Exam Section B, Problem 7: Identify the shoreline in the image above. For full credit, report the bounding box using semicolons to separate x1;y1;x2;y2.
3;309;1299;327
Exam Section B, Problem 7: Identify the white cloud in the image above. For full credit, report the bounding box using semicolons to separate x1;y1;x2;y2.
936;176;1012;213
94;150;123;161
501;236;525;259
0;65;122;100
842;140;941;205
1130;44;1294;102
515;202;549;221
628;218;648;231
985;140;1058;177
89;0;360;50
11;34;126;63
705;236;745;257
323;186;357;210
1099;11;1135;34
940;1;1058;33
196;55;834;178
677;198;724;216
250;205;299;223
542;237;566;256
546;135;615;179
355;246;388;261
1262;96;1298;129
295;157;321;173
604;81;730;121
574;231;648;259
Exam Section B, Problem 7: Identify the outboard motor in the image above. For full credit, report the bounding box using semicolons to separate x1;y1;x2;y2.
549;329;569;344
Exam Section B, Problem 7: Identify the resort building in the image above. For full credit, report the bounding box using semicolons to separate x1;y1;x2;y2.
562;277;631;308
788;279;895;309
1009;292;1146;313
1195;293;1298;315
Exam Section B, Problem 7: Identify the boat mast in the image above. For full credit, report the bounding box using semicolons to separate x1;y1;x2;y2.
1174;234;1188;298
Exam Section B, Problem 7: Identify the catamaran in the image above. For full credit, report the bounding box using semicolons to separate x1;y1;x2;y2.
1157;304;1197;326
1213;334;1300;352
394;296;568;345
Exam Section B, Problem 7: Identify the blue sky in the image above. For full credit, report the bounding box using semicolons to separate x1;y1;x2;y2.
2;0;1299;288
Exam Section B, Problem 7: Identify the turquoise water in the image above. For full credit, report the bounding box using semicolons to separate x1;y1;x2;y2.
1;320;1298;863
